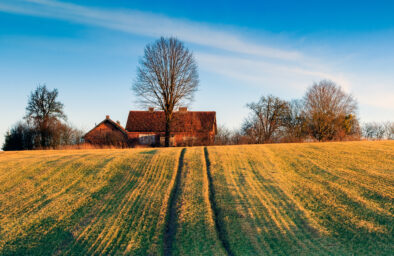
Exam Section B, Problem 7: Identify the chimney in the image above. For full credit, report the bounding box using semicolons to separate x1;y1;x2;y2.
179;107;187;112
148;107;154;112
106;115;110;120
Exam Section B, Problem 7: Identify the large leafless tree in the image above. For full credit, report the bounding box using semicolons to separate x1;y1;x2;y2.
303;80;358;141
133;37;199;147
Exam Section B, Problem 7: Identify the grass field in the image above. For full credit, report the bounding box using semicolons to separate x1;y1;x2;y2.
0;141;393;255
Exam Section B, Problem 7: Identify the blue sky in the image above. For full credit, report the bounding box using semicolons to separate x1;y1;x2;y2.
1;0;394;147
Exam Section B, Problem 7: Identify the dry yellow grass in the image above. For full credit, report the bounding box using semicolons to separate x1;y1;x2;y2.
171;147;225;255
0;148;182;255
0;141;392;255
207;141;393;255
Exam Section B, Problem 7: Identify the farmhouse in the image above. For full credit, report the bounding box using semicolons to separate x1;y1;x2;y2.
84;107;217;146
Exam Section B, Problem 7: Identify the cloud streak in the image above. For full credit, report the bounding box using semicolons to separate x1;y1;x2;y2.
0;0;302;61
0;0;346;87
1;0;392;114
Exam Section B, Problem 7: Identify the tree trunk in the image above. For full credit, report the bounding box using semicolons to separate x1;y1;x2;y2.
40;123;47;149
165;114;171;147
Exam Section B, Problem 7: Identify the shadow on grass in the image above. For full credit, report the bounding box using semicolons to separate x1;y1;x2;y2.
0;155;147;255
139;150;158;155
0;217;86;256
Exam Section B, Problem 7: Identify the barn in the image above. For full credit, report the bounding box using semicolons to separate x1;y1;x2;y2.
83;116;129;147
84;108;217;147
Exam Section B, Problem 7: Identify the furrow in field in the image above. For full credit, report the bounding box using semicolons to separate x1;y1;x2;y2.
260;142;393;255
303;157;393;216
298;144;394;196
167;147;226;255
0;153;88;214
0;150;128;254
278;149;393;227
90;153;161;254
226;149;302;255
0;149;183;255
66;149;181;255
243;148;335;254
148;149;184;255
203;147;235;256
0;153;118;251
0;141;392;255
78;159;147;253
163;148;186;256
206;147;274;255
105;152;173;254
58;153;148;254
206;146;347;255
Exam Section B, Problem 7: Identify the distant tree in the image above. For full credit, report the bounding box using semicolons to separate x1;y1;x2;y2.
231;130;247;145
283;99;307;142
50;121;85;147
243;95;290;143
25;84;67;148
133;37;199;147
303;80;358;141
385;121;394;140
362;122;390;140
61;124;85;145
215;125;232;145
363;122;376;139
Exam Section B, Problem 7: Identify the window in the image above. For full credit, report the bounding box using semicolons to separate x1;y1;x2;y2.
139;134;156;145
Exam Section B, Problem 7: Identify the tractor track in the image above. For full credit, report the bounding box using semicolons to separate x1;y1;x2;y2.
163;148;186;256
204;147;234;256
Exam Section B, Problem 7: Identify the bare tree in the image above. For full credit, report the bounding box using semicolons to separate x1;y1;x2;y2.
363;121;392;140
25;84;67;148
243;95;289;143
215;125;232;145
283;99;307;142
375;123;386;140
133;37;199;147
385;121;394;140
303;80;358;141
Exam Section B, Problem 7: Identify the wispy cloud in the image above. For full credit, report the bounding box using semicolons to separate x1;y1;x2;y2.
0;0;302;61
1;0;392;115
0;0;346;86
196;53;351;95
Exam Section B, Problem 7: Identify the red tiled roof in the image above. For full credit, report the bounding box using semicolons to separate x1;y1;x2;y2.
126;111;216;133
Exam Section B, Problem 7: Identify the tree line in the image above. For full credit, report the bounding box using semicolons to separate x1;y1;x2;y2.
2;85;83;151
130;37;393;146
362;121;394;140
2;37;393;150
215;80;393;145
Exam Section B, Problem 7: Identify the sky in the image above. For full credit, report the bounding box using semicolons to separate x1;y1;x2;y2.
1;0;394;147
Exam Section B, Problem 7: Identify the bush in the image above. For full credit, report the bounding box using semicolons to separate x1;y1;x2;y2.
2;122;35;151
2;121;84;151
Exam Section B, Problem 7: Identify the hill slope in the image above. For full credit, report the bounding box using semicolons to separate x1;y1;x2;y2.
0;141;393;255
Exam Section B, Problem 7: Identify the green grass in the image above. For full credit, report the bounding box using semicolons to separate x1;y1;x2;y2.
0;148;182;255
208;141;393;255
0;141;393;255
170;147;225;255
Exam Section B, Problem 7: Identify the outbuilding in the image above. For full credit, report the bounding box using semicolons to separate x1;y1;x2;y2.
84;108;217;147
